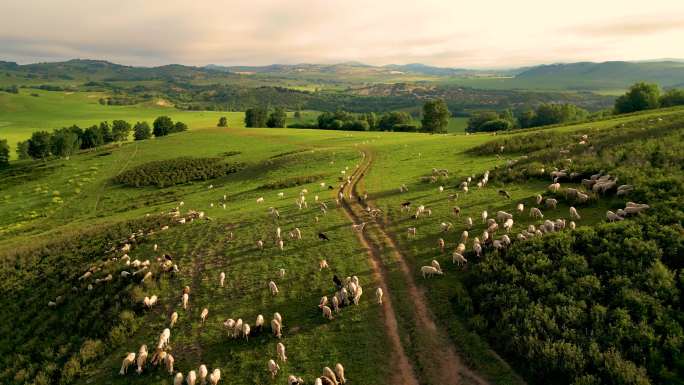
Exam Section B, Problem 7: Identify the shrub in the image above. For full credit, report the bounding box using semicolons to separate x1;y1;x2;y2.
261;173;329;189
113;157;244;187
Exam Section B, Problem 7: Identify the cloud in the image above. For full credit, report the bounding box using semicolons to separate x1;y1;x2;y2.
0;0;683;67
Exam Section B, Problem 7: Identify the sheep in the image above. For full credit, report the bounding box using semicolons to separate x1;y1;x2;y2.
455;242;466;256
431;259;442;272
481;210;488;223
439;185;444;193
269;281;279;296
624;203;649;214
199;365;208;385
335;363;346;384
503;218;514;232
473;242;482;257
288;375;305;385
219;272;225;287
272;319;282;338
487;222;499;233
136;344;148;374
200;308;209;324
223;318;235;336
545;198;558;209
407;227;417;238
143;295;158;309
243;323;251;340
209;369;221;385
569;206;581;219
323;367;339;385
319;259;329;270
256;240;264;250
187;370;197;385
452;252;467;266
119;352;136;375
170;312;178;328
576;192;590;203
438;238;445;252
158;328;171;349
182;293;189;310
421;266;443;278
351;222;366;232
165;353;175;374
376;287;383;304
352;285;363;305
502;234;511;245
256;197;264;204
496;211;513;222
569;221;576;230
274;312;283;326
606;211;624;222
548;183;561;192
530;207;544;219
268;359;280;378
278;268;286;279
174;372;184;385
277;239;284;251
315;378;324;385
460;230;469;243
617;184;634;196
277;342;287;362
517;203;524;213
440;222;453;232
452;206;461;217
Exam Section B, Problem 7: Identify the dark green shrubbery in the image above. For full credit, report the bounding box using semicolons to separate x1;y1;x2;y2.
113;157;244;187
261;173;329;189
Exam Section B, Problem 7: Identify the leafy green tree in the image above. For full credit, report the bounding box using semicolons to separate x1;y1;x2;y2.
479;119;512;132
217;116;228;127
50;128;80;158
293;110;302;119
421;99;450;133
517;109;536;128
266;107;287;128
363;112;378;130
378;111;412;131
659;88;684;107
614;82;661;114
99;121;114;143
244;108;268;127
172;121;188;133
532;103;588;126
133;121;151;140
16;141;30;160
81;125;104;149
153;116;174;137
111;120;132;141
27;131;52;159
0;139;9;167
466;111;499;132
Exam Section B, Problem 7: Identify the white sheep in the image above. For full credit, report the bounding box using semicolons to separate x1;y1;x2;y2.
465;217;473;229
606;211;624;222
182;293;189;310
545;198;558;209
219;272;225;287
421;266;443;278
569;206;581;219
209;369;221;385
165;353;175;374
323;367;339;385
170;312;178;328
272;319;282;338
548;183;561;192
503;218;514;232
136;344;148;374
530;207;544;219
158;328;171;349
353;285;363;305
431;259;442;272
473;243;482;257
277;342;287;362
496;211;513;222
256;197;264;204
319;259;329;270
516;203;524;213
119;352;136;375
438;238;445;252
243;323;251;340
460;230;469;243
452;252;467;266
174;372;184;385
407;227;417;237
375;287;384;304
335;363;346;384
199;365;208;385
269;281;279;296
268;359;280;378
481;210;488;223
187;370;197;385
200;308;209;324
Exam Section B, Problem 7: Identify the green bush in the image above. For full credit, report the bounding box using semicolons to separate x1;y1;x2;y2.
113;157;244;187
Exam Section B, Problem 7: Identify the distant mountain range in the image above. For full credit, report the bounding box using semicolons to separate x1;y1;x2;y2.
2;58;683;90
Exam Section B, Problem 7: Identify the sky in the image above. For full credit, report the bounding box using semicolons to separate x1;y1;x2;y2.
1;0;683;68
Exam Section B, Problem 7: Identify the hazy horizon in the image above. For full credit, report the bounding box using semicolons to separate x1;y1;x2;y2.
2;0;684;68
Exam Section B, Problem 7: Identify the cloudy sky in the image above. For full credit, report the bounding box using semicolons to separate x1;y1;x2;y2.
1;0;683;68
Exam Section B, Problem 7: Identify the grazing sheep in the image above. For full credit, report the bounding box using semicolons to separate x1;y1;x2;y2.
199;365;208;385
136;345;148;374
256;314;265;332
548;183;561;192
200;308;209;324
288;375;305;385
174;372;184;385
465;217;473;229
438;238;445;252
219;272;225;287
224;319;235;336
256;197;264;204
269;281;279;296
530;207;544;219
481;210;488;223
351;222;366;232
272;319;282;338
209;369;221;385
569;206;581;219
503;218;514;232
143;295;158;309
165;353;175;374
323;367;339;385
452;206;461;217
158;328;171;349
315;378;324;385
187;370;197;385
182;293;189;310
277;342;287;362
440;222;453;232
119;352;136;375
268;359;280;378
473;242;482;257
617;184;634;196
516;203;524;213
243;323;251;340
407;227;417;237
606;211;624;222
353;285;363;305
170;312;178;328
319;296;329;308
421;266;443;278
431;259;442;272
569;221;576;230
576;192;590;203
460;230;469;243
376;287;383;304
456;242;466;255
496;211;513;222
319;259;329;270
452;252;467;266
624;202;649;214
277;239;284;251
335;363;346;384
256;240;264;250
274;312;283;326
545;198;558;209
439;186;444;193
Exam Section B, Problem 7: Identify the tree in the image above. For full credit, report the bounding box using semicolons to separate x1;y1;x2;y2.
479;119;512;132
378;111;412;131
0;139;9;167
27;131;52;159
16;141;30;160
50;128;80;158
81;125;103;149
614;82;661;114
467;111;499;132
153;116;174;137
99;121;114;143
293;110;302;119
266;107;287;128
363;112;378;130
421;99;450;133
133;121;151;140
532;103;587;126
217;116;228;127
244;108;268;127
111;120;132;141
660;88;684;107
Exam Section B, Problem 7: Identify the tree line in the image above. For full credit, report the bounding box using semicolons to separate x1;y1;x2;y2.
466;82;684;133
7;116;187;162
241;99;451;133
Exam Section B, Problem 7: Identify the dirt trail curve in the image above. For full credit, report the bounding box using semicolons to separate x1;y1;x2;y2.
339;148;491;385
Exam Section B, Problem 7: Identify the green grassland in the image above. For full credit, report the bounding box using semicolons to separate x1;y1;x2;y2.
1;100;682;385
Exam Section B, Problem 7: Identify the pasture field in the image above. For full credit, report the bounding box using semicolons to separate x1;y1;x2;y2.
1;104;683;385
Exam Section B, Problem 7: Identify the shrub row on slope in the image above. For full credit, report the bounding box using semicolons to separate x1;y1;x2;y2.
113;157;244;187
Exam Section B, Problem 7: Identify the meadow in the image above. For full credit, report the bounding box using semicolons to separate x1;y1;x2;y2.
1;98;682;385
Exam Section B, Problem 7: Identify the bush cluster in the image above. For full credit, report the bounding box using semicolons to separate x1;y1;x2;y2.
113;157;244;187
260;173;329;189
